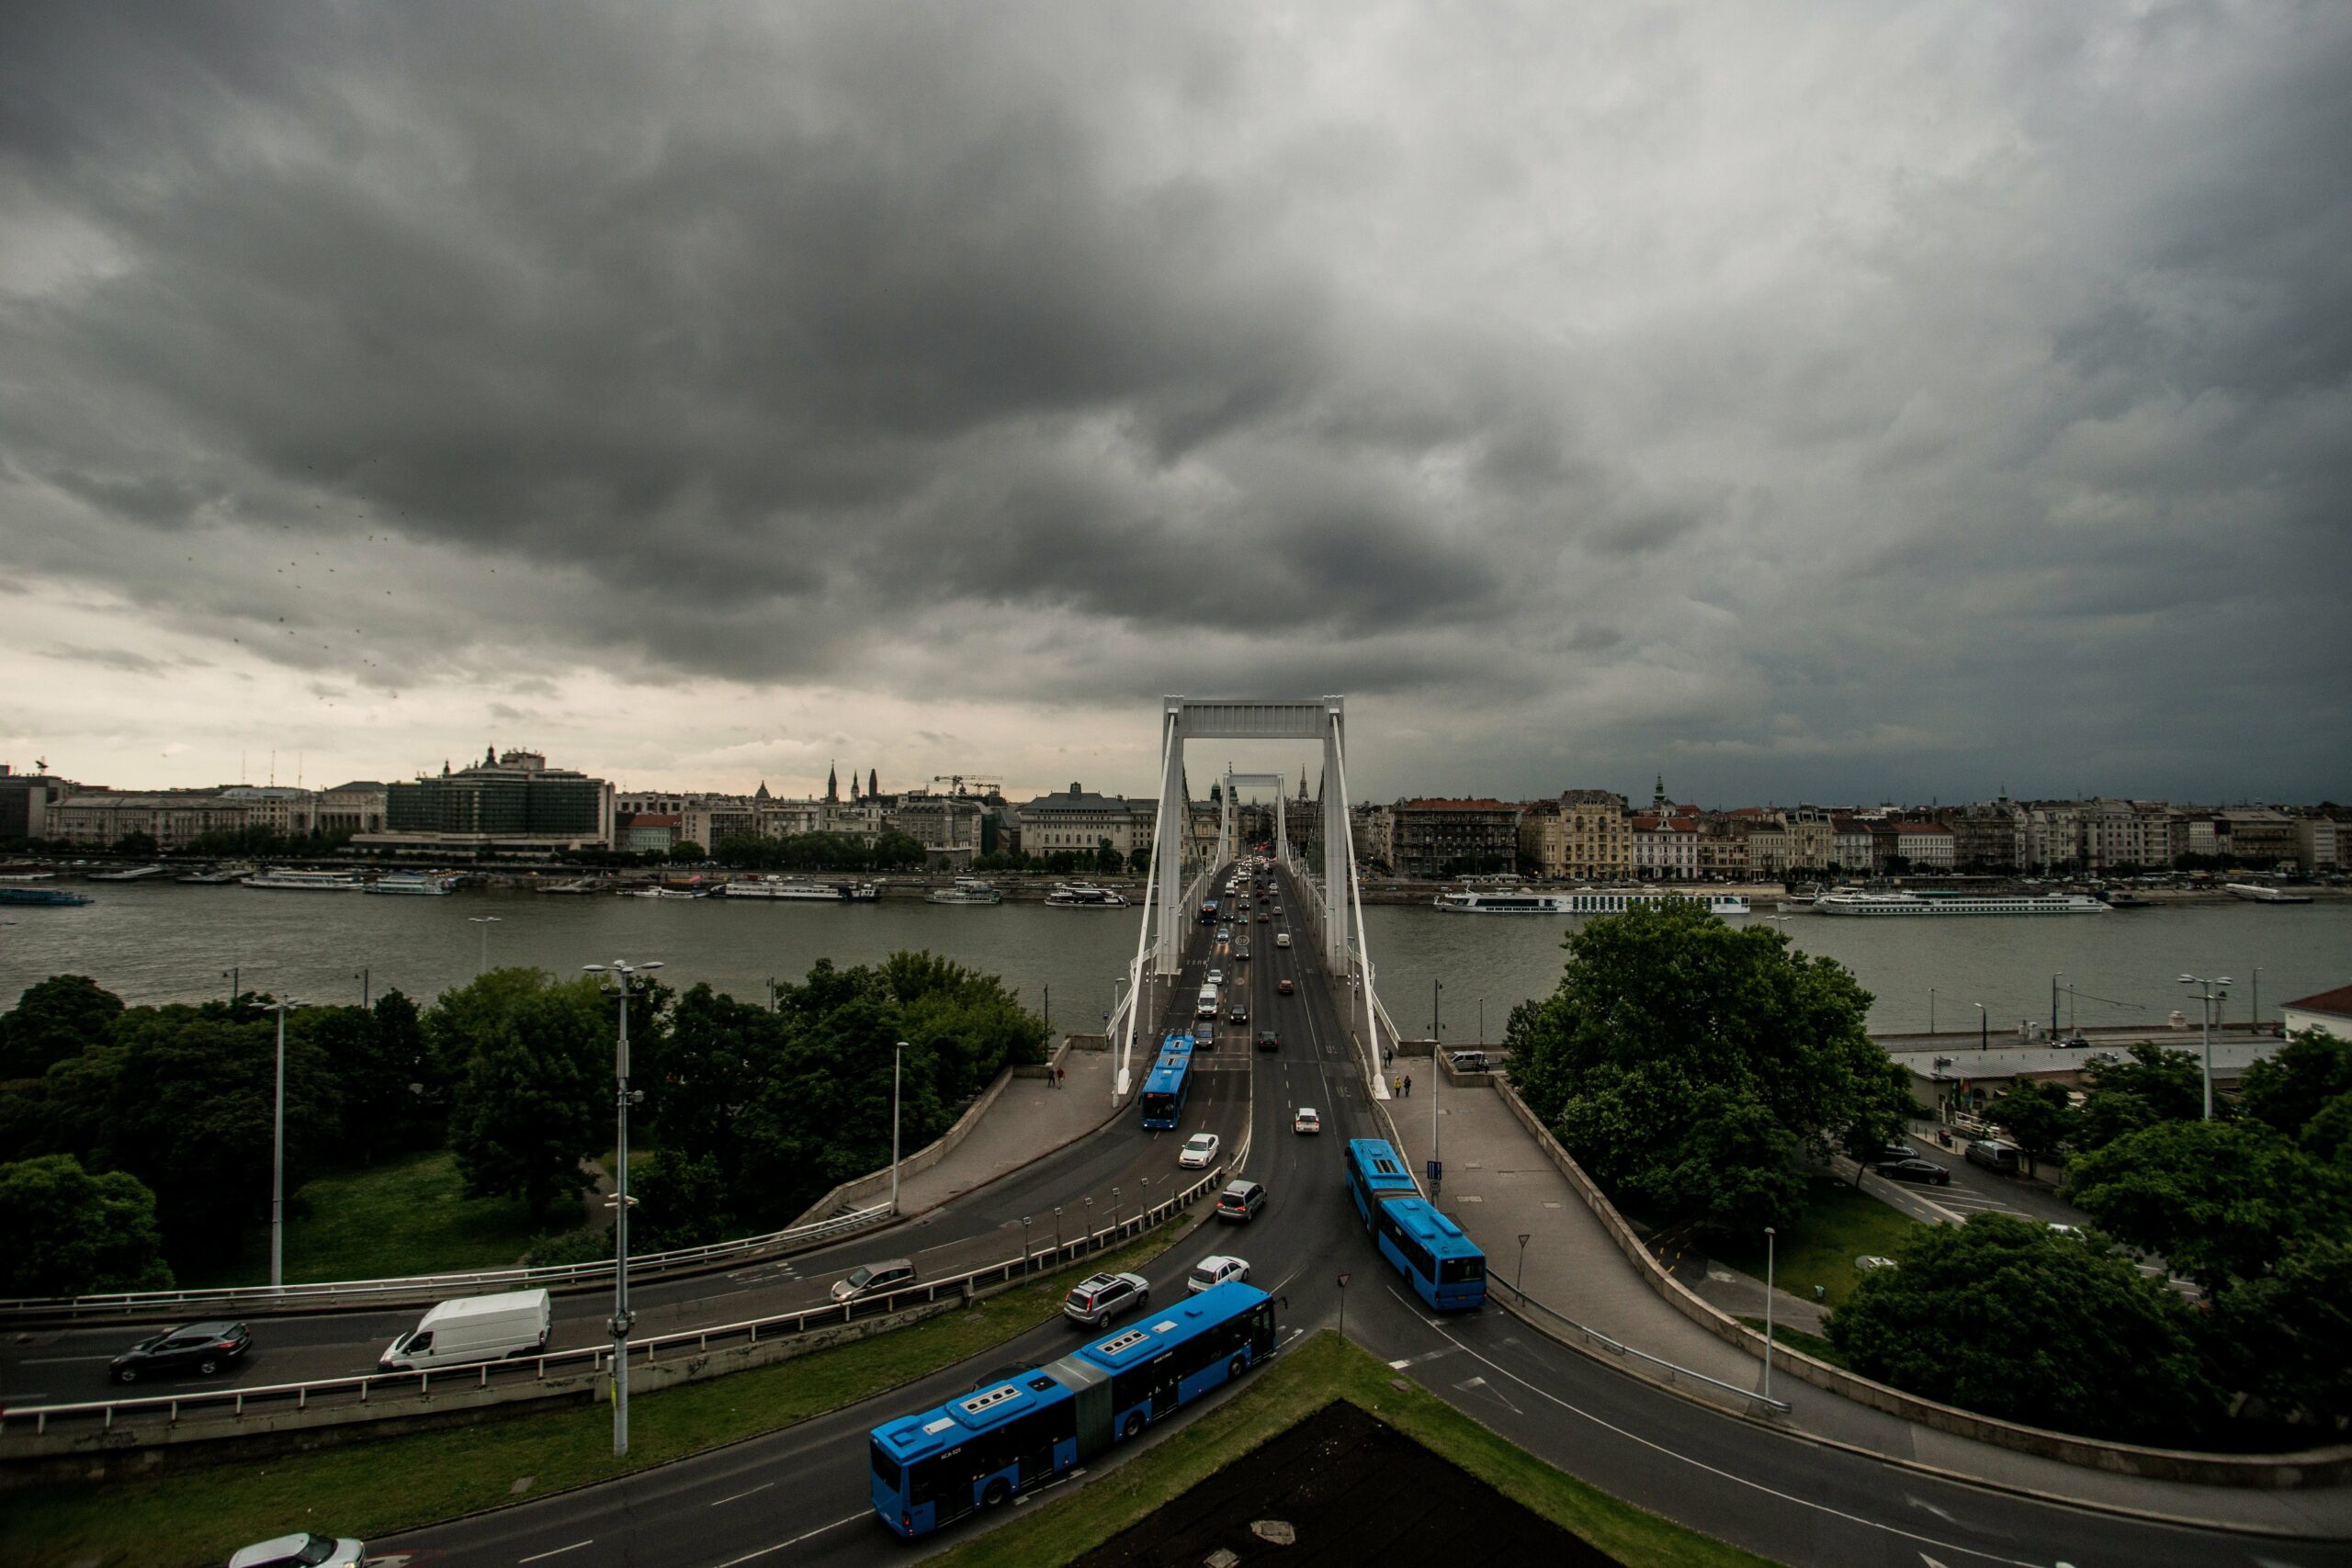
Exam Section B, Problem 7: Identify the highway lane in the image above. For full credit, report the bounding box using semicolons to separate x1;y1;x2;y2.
0;905;1251;1408
380;862;2350;1567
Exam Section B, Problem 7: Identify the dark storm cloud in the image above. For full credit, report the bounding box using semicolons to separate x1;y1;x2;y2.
2;2;2348;799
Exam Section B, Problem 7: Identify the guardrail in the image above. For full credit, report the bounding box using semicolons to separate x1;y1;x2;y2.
0;1166;1227;1448
0;1201;895;1324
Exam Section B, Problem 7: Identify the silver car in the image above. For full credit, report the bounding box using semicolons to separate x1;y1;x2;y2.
230;1535;366;1568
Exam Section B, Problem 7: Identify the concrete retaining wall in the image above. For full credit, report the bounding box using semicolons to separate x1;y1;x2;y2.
788;1058;1025;1227
1490;1078;2352;1489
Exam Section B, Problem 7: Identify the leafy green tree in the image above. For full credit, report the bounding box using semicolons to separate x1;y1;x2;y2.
295;991;443;1161
0;1154;174;1296
1826;1213;2218;1444
110;829;159;858
1986;1078;2072;1178
0;975;125;1077
2239;1029;2352;1141
1507;902;1905;1244
2072;1088;2161;1154
424;967;581;1085
669;840;706;863
447;987;606;1223
2064;1120;2349;1294
2209;1235;2352;1429
2299;1090;2352;1164
2081;1042;2207;1124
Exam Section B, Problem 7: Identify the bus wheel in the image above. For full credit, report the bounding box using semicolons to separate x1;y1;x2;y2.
1227;1354;1249;1380
1122;1413;1145;1439
982;1478;1011;1509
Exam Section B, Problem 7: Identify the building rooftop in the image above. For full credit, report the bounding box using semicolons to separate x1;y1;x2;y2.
2282;984;2352;1020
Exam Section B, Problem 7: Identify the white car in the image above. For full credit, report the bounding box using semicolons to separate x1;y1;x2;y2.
1206;968;1225;987
1855;1255;1899;1273
1187;1254;1250;1293
1178;1132;1221;1168
1274;932;1291;948
1293;1106;1321;1134
230;1537;367;1568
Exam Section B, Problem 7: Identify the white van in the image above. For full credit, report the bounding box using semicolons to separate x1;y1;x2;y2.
379;1288;552;1372
1196;983;1219;1018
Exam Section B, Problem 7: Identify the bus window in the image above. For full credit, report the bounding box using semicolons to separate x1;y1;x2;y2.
1439;1256;1485;1283
871;1439;900;1488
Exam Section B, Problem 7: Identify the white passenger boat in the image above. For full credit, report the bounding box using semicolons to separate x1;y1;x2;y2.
1433;888;1749;916
720;876;845;901
1046;882;1130;908
242;867;365;891
366;872;458;896
927;877;1003;906
2224;883;2314;905
1812;889;2108;917
86;864;168;882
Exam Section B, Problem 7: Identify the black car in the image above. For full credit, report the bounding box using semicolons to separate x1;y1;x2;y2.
111;1319;253;1382
1872;1157;1951;1187
1255;1030;1280;1052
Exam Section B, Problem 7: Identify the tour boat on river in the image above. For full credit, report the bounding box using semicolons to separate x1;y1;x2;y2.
2225;883;2314;905
1813;889;2108;917
1046;882;1130;908
927;878;1003;906
721;876;845;901
243;868;364;891
0;886;93;907
366;872;458;896
1433;888;1750;916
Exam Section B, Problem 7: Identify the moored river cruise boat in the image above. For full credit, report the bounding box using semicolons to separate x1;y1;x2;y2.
1812;889;2109;917
1433;889;1750;916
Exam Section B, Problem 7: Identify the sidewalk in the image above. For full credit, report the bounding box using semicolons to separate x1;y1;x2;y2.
1384;1076;2352;1534
892;1047;1121;1215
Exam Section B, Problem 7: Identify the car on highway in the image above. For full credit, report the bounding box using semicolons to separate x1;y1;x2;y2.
1293;1106;1321;1134
1062;1270;1149;1326
1236;943;1251;961
1256;911;1271;922
110;1319;252;1383
1256;1029;1281;1052
1855;1255;1898;1272
1179;1132;1222;1168
831;1258;918;1303
1187;1255;1250;1293
1216;926;1232;943
1227;1003;1249;1023
1277;977;1295;995
2060;1034;2092;1049
1275;931;1291;947
1872;1157;1951;1186
1215;1179;1268;1223
229;1534;367;1568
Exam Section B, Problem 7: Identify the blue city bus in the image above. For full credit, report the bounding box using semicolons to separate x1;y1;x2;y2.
1340;1137;1420;1228
869;1280;1278;1538
1138;1033;1195;1130
1341;1138;1487;1311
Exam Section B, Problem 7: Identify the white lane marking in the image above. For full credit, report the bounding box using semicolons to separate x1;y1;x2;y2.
519;1541;593;1563
1909;1495;1956;1522
1425;1328;2046;1568
707;1481;775;1506
708;1511;864;1566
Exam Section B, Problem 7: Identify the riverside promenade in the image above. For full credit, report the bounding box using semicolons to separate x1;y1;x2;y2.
1376;1066;2352;1535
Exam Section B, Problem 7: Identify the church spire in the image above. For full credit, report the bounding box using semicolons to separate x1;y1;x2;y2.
868;765;878;799
826;761;839;803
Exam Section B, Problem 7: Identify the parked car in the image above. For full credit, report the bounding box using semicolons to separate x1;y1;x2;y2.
1447;1049;1488;1072
1293;1106;1321;1134
1256;1029;1280;1052
1854;1255;1899;1272
1277;978;1295;995
1227;1003;1249;1024
831;1258;918;1303
229;1534;367;1568
111;1320;253;1383
1876;1141;1919;1163
1179;1132;1222;1168
2061;1035;2092;1049
1187;1255;1250;1293
1872;1157;1951;1186
1965;1139;2021;1176
1215;1179;1268;1223
1063;1270;1149;1326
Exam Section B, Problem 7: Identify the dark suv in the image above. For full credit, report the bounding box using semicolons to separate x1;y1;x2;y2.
111;1320;253;1382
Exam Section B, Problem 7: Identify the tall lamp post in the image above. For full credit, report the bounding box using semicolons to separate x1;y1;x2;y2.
2050;973;2064;1041
268;995;300;1291
891;1040;908;1213
469;915;502;976
1928;987;1936;1035
583;956;662;1458
1974;1001;1987;1053
2179;974;2231;1120
1762;1225;1778;1403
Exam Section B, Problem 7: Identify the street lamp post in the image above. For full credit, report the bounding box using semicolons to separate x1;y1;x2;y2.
2179;974;2232;1120
1053;1205;1064;1257
1762;1226;1778;1404
891;1041;908;1213
469;915;502;976
1975;1001;1986;1053
2252;966;2262;1032
583;956;663;1459
1929;987;1936;1034
357;967;370;1008
269;995;300;1291
2050;974;2064;1041
1022;1214;1033;1271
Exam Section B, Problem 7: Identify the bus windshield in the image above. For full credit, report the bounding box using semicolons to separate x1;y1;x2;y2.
870;1439;900;1488
1140;1091;1176;1122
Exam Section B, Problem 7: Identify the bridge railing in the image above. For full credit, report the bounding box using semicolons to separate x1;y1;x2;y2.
0;1165;1230;1445
0;1201;895;1324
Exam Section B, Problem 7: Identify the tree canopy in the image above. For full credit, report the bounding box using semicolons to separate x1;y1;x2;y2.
1506;901;1910;1244
0;1154;173;1297
0;975;125;1077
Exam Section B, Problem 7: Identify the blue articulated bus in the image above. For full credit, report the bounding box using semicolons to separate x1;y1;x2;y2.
868;1280;1278;1539
1341;1137;1488;1311
1138;1033;1195;1130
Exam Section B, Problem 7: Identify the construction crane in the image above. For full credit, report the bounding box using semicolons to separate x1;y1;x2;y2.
931;774;1001;797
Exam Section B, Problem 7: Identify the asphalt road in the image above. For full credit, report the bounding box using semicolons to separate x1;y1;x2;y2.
374;863;2349;1568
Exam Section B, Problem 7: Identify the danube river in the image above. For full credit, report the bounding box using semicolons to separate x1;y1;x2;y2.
2;884;2346;1043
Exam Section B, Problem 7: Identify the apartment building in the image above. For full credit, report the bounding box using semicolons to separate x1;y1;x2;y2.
1391;798;1522;878
1517;798;1566;878
1630;815;1702;880
1561;790;1633;880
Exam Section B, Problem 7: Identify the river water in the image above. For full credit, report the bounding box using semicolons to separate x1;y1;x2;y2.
3;885;2345;1043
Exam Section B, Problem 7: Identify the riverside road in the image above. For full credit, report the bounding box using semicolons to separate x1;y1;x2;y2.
356;866;2349;1568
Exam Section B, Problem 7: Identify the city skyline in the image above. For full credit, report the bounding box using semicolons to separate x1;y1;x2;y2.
5;6;2348;806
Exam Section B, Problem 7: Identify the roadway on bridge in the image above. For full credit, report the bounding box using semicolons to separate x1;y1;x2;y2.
381;863;2332;1568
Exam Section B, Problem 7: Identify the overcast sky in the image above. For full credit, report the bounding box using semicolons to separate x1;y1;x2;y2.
3;2;2346;808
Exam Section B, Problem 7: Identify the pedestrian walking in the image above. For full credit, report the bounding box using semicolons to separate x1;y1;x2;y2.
1405;1073;1413;1098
